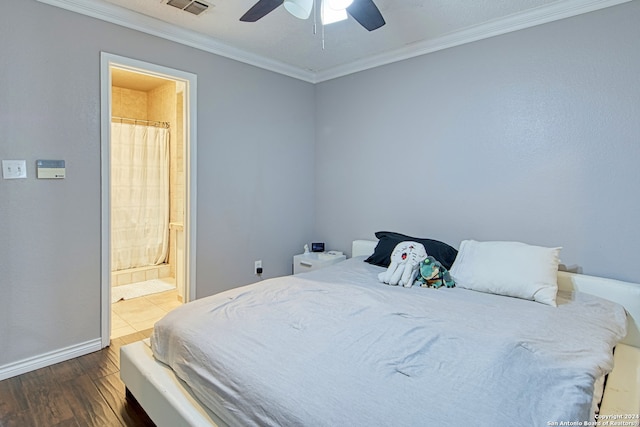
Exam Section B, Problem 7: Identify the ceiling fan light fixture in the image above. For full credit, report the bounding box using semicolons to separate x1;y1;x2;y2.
327;0;353;11
283;0;313;19
239;0;384;31
321;0;347;25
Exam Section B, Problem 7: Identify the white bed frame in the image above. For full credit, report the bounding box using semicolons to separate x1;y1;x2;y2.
120;240;640;427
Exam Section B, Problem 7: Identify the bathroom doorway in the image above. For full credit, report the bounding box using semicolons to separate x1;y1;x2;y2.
100;53;197;347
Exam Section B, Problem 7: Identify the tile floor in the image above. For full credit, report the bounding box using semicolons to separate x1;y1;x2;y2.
111;287;182;339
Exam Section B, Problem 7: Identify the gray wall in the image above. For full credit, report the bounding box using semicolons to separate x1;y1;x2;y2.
1;0;639;373
315;2;640;284
0;1;315;366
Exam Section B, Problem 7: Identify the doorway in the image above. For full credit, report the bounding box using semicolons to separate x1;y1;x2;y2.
100;53;197;347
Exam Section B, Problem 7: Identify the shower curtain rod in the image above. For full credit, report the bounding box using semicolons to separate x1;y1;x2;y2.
112;116;170;128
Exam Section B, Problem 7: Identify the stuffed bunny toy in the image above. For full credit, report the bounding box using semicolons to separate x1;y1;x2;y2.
378;241;427;287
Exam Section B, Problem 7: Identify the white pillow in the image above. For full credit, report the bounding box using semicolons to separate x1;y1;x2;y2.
450;240;561;306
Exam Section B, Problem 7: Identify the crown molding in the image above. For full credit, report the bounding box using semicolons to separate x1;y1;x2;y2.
314;0;633;82
36;0;316;82
37;0;632;84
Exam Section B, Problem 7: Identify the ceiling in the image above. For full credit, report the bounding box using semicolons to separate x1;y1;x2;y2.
39;0;630;82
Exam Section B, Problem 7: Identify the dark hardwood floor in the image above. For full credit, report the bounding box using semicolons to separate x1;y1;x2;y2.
0;330;156;427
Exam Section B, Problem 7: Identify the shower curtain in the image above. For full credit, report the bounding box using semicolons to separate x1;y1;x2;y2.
111;122;170;271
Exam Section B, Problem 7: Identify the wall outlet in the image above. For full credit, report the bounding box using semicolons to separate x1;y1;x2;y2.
254;260;263;275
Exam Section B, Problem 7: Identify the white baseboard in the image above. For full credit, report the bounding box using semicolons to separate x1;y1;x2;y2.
0;338;102;381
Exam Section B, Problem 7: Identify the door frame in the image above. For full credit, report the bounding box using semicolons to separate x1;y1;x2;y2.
99;52;198;347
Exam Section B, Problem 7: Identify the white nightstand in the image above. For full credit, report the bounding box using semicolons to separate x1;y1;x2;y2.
293;252;346;274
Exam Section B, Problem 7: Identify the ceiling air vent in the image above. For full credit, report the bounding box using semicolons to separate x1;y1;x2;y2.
167;0;210;16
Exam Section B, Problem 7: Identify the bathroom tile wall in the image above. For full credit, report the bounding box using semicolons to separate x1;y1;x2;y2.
112;86;147;119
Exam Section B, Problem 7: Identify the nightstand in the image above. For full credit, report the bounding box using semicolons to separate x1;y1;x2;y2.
293;252;346;274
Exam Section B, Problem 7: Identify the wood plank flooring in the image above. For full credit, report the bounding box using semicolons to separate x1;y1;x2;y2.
0;330;156;427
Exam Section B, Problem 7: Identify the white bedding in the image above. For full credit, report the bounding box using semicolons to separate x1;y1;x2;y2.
151;257;627;427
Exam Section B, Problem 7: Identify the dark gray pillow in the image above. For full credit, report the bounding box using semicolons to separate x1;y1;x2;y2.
364;231;458;270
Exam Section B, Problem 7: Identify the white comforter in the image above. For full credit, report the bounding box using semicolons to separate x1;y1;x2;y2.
151;257;627;427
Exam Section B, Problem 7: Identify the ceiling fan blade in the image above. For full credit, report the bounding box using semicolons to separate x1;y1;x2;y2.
347;0;385;31
240;0;284;22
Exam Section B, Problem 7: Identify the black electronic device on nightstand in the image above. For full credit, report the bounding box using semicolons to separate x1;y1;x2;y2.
311;242;325;252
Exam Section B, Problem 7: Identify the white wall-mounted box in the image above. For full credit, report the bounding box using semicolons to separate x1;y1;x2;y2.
36;160;65;179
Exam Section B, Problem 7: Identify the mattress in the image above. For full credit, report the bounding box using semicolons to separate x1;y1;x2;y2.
151;257;627;427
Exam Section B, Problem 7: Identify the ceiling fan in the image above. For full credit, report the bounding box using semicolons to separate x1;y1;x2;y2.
240;0;386;31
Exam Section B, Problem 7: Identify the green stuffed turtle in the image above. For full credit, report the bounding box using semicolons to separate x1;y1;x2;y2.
415;256;455;288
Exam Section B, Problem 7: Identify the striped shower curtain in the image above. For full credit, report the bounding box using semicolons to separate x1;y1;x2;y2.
111;122;170;271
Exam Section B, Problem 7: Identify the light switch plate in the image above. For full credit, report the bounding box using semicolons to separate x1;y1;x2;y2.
2;160;27;179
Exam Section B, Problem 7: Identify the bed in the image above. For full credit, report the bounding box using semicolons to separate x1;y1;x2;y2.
120;239;640;427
